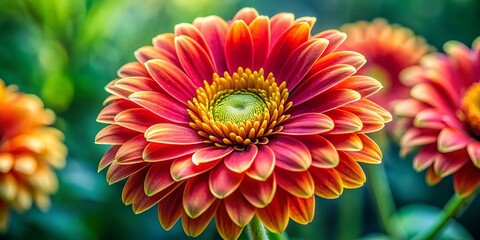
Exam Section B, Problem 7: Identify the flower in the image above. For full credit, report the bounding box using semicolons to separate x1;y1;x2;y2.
340;19;431;111
96;8;391;239
0;80;66;230
395;38;480;197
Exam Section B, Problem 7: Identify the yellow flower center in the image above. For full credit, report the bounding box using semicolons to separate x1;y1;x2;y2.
364;64;391;90
187;68;292;149
461;83;480;136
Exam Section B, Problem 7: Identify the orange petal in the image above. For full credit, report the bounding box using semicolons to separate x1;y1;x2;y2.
249;16;270;70
288;195;315;224
182;200;220;237
335;151;366;189
324;133;363;151
106;162;149;184
192;146;234;165
215;201;244;240
232;7;259;25
98;146;120;172
453;164;480;197
175;35;215;87
325;109;363;134
426;166;442;186
346;133;382;164
158;186;184;230
183;174;217;218
209;161;244;199
256;189;289;233
309;167;343;199
144;161;175;196
281;113;334;135
122;168;148;205
224;144;258;173
170;155;220;181
299;135;339;168
226;20;254;72
467;142;480;167
143;142;206;162
245;145;275;181
129;91;190;124
275;168;314;198
115;135;148;165
95;125;140;145
240;175;276;208
145;123;203;145
269;135;312;171
295;16;316;29
225;191;256;227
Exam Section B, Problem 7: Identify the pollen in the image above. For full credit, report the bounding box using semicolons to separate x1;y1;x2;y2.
461;83;480;136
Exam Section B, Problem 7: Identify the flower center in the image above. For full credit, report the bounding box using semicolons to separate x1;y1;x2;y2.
212;92;267;125
461;83;480;136
187;68;292;149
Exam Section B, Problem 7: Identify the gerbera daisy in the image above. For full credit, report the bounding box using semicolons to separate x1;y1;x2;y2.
395;38;480;197
0;80;66;230
96;8;391;239
340;18;431;111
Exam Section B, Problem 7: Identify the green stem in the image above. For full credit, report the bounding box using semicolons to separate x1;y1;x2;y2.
246;216;269;240
415;193;475;240
365;164;396;234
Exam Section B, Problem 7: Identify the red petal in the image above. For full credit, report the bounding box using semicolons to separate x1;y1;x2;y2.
117;62;149;78
145;59;196;103
245;145;275;181
183;174;216;218
312;30;347;55
281;113;334;135
288;195;315;224
309;167;343;199
413;144;438;172
98;146;120;172
343;107;385;133
129;91;190;124
152;33;178;61
308;51;365;80
114;108;163;132
433;150;469;177
346;133;382;164
240;175;276;208
298;135;339;168
453;164;480;197
400;128;439;156
269;13;294;48
170;155;220;181
158;186;184;230
411;83;454;113
133;182;181;214
438;128;474;153
324;133;363;151
325;109;363;134
426;166;442;186
143;142;206;162
144;161;175;196
335;152;366;188
249;16;270;70
134;46;178;65
182;200;220;237
333;76;383;99
467;142;480;167
192;146;234;165
226;20;254;72
105;79;132;99
394;99;428;118
115;135;148;165
295;16;316;28
215;201;244;240
145;123;203;145
193;16;228;74
291;89;361;115
275;168;315;198
122;168;148;205
97;100;137;124
346;99;392;123
174;23;209;52
232;8;259;25
413;109;446;129
95;125;139;145
224;191;256;227
106;162;149;184
209;161;244;198
256;189;289;233
175;35;215;87
224;144;258;173
269;135;312;171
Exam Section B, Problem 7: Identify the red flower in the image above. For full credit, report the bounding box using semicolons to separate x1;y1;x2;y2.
96;8;390;239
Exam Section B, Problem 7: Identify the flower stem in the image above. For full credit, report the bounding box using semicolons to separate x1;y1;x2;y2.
365;164;396;234
246;215;269;240
415;193;476;240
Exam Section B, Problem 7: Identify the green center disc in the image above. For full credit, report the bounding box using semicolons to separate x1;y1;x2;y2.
213;92;267;124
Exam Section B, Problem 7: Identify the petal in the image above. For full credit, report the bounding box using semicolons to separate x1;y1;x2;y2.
413;108;446;129
144;161;175;196
192;146;234;165
394;99;428;118
115;135;148;165
232;7;259;24
256;189;289;233
95;125;139;145
224;191;256;227
313;30;347;54
145;123;204;145
175;35;215;87
249;16;270;70
291;89;361;115
224;144;258;173
467;142;480;167
269;135;312;171
170;155;220;181
307;51;365;80
291;64;357;106
411;83;454;113
400;128;439;156
298;135;339;168
209;161;244;198
413;144;438;171
346;133;382;164
433;150;469;177
114;77;162;94
343;107;386;133
122;168;148;205
288;195;315;224
105;79;133;99
269;12;294;48
129;91;190;124
426;166;442;186
133;182;181;214
324;133;363;151
182;200;220;237
97;100;137;124
152;33;177;57
240;175;276;208
143;142;206;162
226;20;254;72
245;145;275;181
158;186;184;230
135;46;178;65
278;38;329;90
346;99;392;123
193;16;228;74
281;113;334;136
275;168;315;198
106;162;149;184
265;23;310;77
174;23;209;52
145;59;196;103
117;62;149;78
438;128;474;153
216;201;244;240
325;109;363;134
295;16;316;28
309;167;343;199
114;108;164;132
333;76;383;99
98;146;120;172
453;164;480;197
335;151;366;189
183;173;216;218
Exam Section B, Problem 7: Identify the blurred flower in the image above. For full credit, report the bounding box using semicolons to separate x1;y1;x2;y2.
395;38;480;197
96;8;391;239
0;80;66;230
340;19;431;111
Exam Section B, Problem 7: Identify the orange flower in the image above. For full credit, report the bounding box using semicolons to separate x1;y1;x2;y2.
0;80;66;230
340;19;431;111
395;38;480;197
96;8;390;239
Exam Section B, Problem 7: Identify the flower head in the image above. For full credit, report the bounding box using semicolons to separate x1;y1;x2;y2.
395;38;480;197
0;80;66;230
96;8;390;239
340;19;431;111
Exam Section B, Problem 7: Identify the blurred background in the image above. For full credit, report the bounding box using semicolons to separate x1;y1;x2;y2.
0;0;479;239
